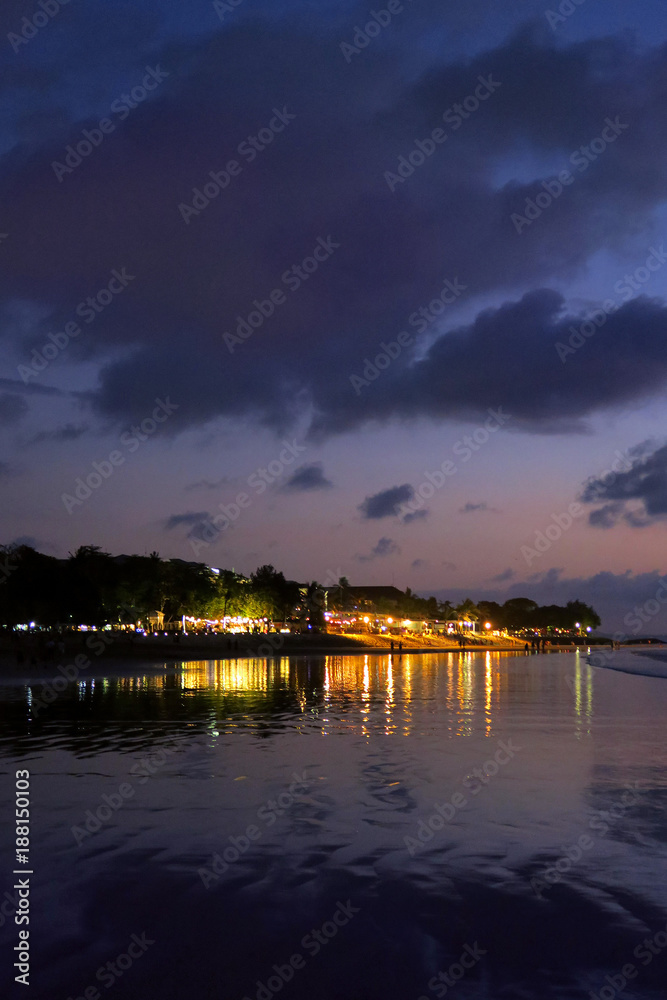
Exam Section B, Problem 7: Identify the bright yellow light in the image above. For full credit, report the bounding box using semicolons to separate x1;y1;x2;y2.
485;622;492;629
363;616;369;623
387;617;393;624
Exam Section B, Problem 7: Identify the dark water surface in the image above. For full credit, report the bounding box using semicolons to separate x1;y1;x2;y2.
1;650;667;999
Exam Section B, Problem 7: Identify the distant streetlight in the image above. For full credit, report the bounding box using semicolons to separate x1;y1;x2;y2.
484;622;492;629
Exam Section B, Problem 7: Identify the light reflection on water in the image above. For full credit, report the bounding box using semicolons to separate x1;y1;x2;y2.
7;649;595;740
0;650;666;1000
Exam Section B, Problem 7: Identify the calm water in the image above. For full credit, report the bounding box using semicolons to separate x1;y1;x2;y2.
1;650;667;1000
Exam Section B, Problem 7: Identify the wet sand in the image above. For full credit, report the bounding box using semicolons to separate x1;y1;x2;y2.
0;635;598;688
0;630;561;672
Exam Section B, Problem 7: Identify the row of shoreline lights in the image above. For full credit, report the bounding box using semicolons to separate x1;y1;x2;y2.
13;617;590;634
181;615;291;634
324;613;482;633
323;613;590;635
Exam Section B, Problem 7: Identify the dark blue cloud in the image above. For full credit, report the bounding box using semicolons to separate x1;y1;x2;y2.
164;511;211;530
282;463;333;492
2;25;667;438
403;509;428;524
491;568;515;582
359;484;414;519
581;440;667;528
313;292;667;437
357;537;401;562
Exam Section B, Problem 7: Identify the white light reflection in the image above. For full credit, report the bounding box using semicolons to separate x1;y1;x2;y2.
402;657;412;737
322;659;331;737
456;653;475;736
362;655;370;739
445;654;455;735
385;657;395;735
484;651;493;737
572;650;593;738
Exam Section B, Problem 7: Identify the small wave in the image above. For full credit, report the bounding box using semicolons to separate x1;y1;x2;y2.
587;650;667;679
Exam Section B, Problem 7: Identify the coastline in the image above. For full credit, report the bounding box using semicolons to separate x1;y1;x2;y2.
1;639;661;688
0;631;602;677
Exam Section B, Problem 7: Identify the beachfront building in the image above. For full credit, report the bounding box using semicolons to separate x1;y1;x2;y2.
428;619;479;635
323;586;485;637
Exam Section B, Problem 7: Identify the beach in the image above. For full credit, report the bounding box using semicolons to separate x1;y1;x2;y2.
0;628;581;671
2;649;667;999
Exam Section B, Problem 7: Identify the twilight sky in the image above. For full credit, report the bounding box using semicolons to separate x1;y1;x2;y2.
2;0;667;630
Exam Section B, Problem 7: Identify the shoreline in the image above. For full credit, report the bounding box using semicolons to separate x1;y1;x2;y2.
2;631;519;666
0;632;619;673
1;642;662;686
